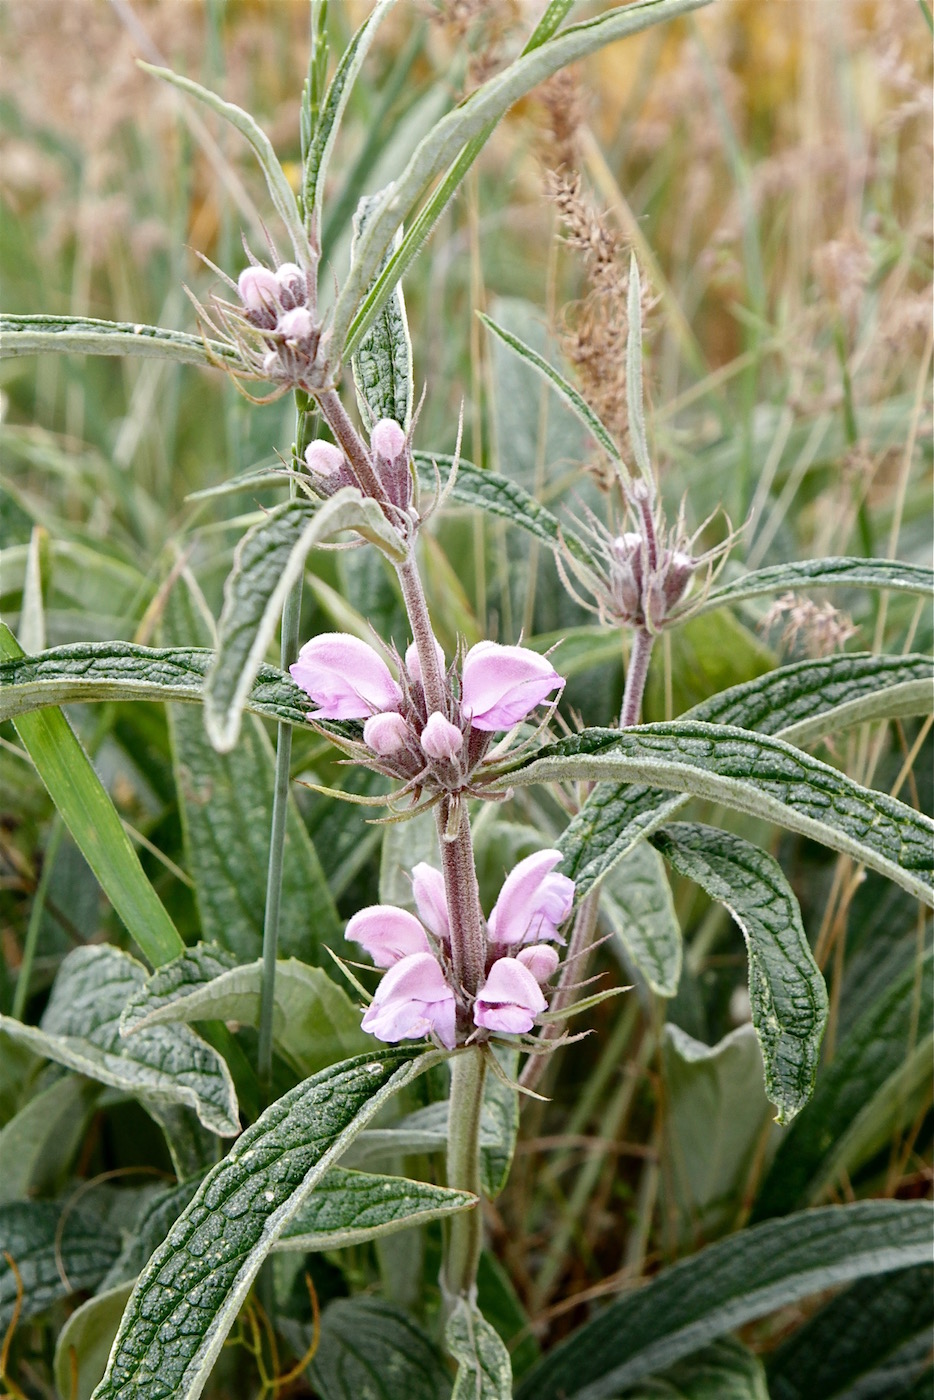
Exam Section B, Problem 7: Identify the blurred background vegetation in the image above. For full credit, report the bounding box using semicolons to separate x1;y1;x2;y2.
1;0;931;1392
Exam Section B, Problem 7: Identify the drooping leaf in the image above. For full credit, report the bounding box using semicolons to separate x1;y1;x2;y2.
54;1282;136;1400
120;946;369;1078
0;314;237;369
753;943;933;1218
494;721;934;907
0;946;239;1136
702;557;934;613
276;1167;474;1251
90;1048;436;1400
205;488;406;752
766;1265;934;1400
447;1298;514;1400
0;1200;120;1330
0;625;184;968
600;840;682;997
0;1073;98;1204
516;1200;934;1400
350;190;413;429
652;825;827;1122
308;1297;449;1400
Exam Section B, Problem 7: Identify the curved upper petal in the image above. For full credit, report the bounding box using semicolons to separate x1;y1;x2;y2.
345;906;430;967
361;952;456;1048
473;956;546;1034
461;641;564;732
411;863;450;941
290;633;402;720
487;850;575;945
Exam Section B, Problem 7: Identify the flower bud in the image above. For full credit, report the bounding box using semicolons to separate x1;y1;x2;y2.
278;307;315;344
461;641;564;732
405;638;446;689
662;549;695;609
290;633;402;720
304;441;345;479
421;711;463;761
371;418;411;510
411;863;451;941
275;261;306;310
517;944;560;983
237;265;280;319
473;957;546;1034
363;711;410;756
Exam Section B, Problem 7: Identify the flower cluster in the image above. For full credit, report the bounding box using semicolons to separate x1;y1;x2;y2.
346;851;575;1048
303;419;415;520
290;632;564;800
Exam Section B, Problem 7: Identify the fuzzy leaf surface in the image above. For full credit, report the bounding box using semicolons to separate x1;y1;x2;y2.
351;191;413;428
517;1200;934;1400
308;1297;448;1400
600;840;682;996
702;558;934;612
276;1167;474;1250
653;825;827;1122
448;1299;514;1400
0;314;237;369
619;1337;769;1400
0;1200;120;1329
90;1048;435;1400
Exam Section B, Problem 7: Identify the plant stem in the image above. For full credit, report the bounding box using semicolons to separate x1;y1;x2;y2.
442;1045;487;1307
257;406;313;1093
316;385;385;503
13;816;64;1020
620;626;654;727
438;797;487;1000
396;553;447;715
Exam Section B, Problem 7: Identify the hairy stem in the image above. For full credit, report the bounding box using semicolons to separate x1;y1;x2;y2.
438;798;487;999
396;553;447;715
315;386;385;502
442;1045;487;1307
620;626;654;727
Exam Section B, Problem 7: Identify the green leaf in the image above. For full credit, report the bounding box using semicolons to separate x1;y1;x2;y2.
304;1;398;225
0;946;239;1136
660;1026;772;1251
205;488;406;752
0;625;184;967
351;191;414;428
102;1179;203;1289
308;1297;449;1400
557;653;934;898
516;1200;934;1400
754;943;933;1217
448;1299;514;1400
346;1100;503;1169
702;557;934;613
0;1200;120;1329
90;1047;436;1400
766;1265;934;1400
0;641;312;728
138;62;308;267
600;840;682;996
276;1166;474;1250
480;1046;520;1199
620;1337;769;1400
120;946;369;1078
334;0;713;356
495;721;934;907
653;825;828;1122
54;1282;136;1400
478;313;622;465
0;1074;97;1204
0;314;237;369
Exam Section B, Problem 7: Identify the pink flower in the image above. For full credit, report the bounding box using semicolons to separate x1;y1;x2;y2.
486;850;574;945
363;712;409;756
461;641;564;731
473;957;546;1034
361;951;457;1049
345;906;430;967
290;634;402;720
237;265;279;314
421;712;463;761
516;944;560;983
411;863;450;941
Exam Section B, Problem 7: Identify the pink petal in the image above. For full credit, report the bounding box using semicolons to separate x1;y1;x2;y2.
363;712;410;756
237;265;279;313
411;863;450;941
304;441;345;478
361;952;456;1049
290;633;402;720
473;956;546;1034
517;944;560;983
371;419;407;463
421;712;463;761
461;641;564;731
345;906;430;967
487;850;575;945
278;307;315;342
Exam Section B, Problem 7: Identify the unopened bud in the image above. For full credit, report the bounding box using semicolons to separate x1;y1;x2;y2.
363;712;410;756
238;265;280;315
304;441;345;479
516;944;560;983
662;549;695;609
371;419;407;463
371;418;411;510
404;639;445;688
275;262;306;310
278;307;315;344
421;711;463;761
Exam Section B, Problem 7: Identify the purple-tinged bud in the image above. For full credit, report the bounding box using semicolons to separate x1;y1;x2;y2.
662;549;695;609
371;419;407;462
304;441;345;479
473;957;546;1034
461;641;564;732
371;418;411;510
278;307;315;344
361;951;457;1049
610;532;644;620
517;944;560;983
363;711;410;757
345;905;430;967
275;261;306;310
404;639;446;688
290;633;402;720
238;265;280;318
421;711;463;761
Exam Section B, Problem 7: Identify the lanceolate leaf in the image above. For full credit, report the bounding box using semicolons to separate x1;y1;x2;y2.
91;1048;438;1400
205;488;406;752
480;1046;520;1199
0;1074;97;1204
0;314;237;369
447;1299;514;1400
309;1298;449;1400
0;625;184;968
652;825;827;1122
516;1200;934;1400
600;840;682;997
557;653;934;897
54;1282;136;1400
121;946;369;1078
702;557;934;613
0;1200;120;1330
494;721;934;906
276;1167;474;1251
0;641;311;727
753;943;933;1218
0;946;239;1136
351;192;414;428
